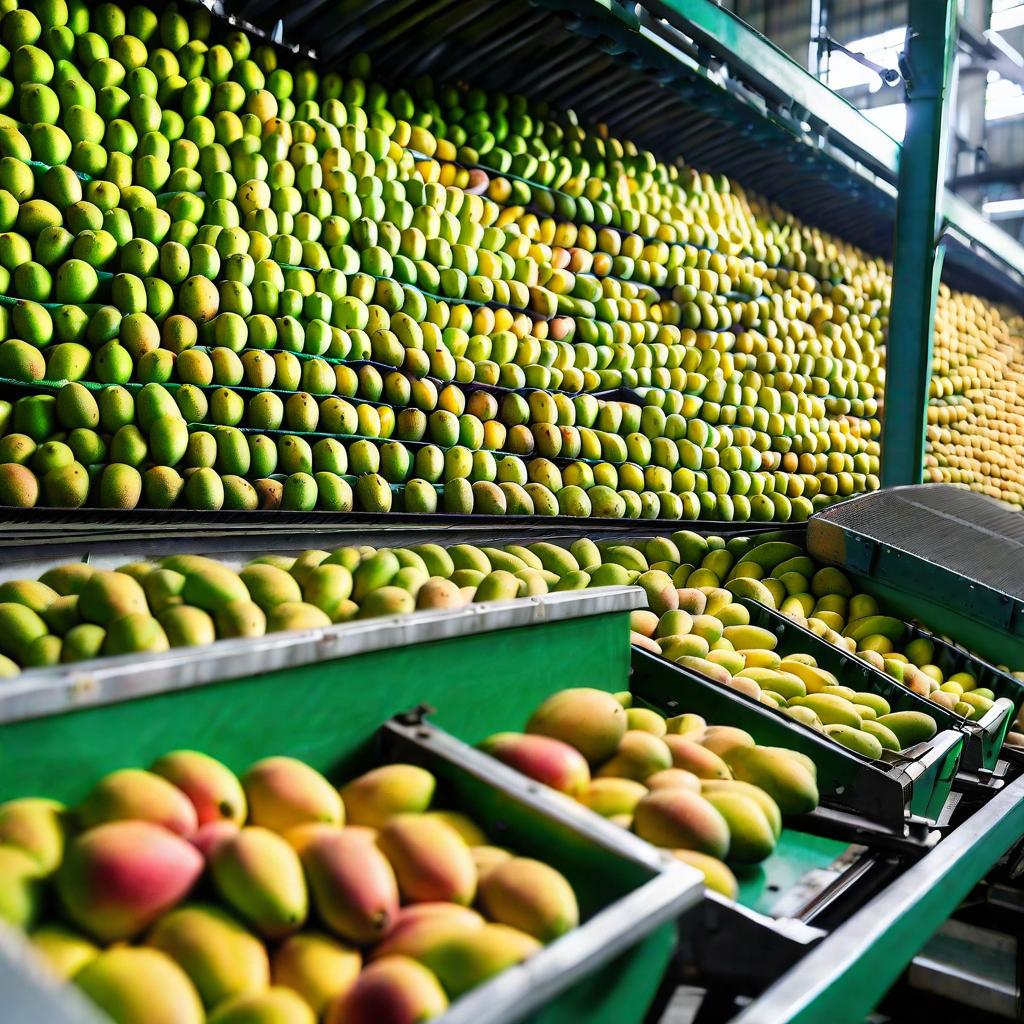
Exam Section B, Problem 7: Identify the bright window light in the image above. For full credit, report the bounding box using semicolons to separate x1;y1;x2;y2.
983;197;1024;216
993;1;1024;32
862;102;907;141
822;27;905;92
987;75;1024;119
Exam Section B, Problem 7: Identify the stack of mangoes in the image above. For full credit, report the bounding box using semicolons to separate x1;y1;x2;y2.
0;0;894;521
479;686;820;898
0;751;580;1023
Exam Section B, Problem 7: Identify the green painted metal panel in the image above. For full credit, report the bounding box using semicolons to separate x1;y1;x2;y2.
737;830;852;918
882;0;957;488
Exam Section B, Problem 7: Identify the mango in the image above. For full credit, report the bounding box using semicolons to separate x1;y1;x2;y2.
472;846;513;880
78;569;148;625
876;711;937;747
414;922;541;998
0;845;42;928
378;815;477;906
372;905;486;962
672;850;738;899
526;686;626;763
698;726;755;759
703;791;776;864
723;747;819;816
272;933;361;1017
340;764;435;829
299;826;400;945
824;724;884;759
30;924;99;979
479;732;590;795
324;956;448;1024
239;563;302;611
791;693;862;729
78;768;198;836
76;947;204;1024
0;797;66;874
722;624;777;650
646;769;702;793
147;904;270;1007
577;777;648;817
597;730;673;781
659;635;710;661
208;987;316;1024
58;821;204;942
162;555;250;612
862;719;902;752
151;750;247;827
211;827;308;939
477;857;578;943
663;737;731;779
243;756;343;834
632;790;730;857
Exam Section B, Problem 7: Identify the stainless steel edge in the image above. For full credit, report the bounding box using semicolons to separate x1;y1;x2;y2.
0;587;644;725
731;771;1024;1023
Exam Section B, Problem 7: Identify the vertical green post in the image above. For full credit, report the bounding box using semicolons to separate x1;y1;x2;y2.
880;0;957;487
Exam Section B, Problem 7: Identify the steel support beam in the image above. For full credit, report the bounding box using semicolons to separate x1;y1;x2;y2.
880;1;957;488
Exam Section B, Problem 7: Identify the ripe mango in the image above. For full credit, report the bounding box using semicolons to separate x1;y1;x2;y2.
162;555;250;612
58;821;203;942
30;924;99;979
477;857;578;943
577;777;648;817
324;955;448;1024
208;987;316;1024
425;812;487;847
244;756;344;834
373;905;486;961
723;747;819;816
703;791;776;864
416;577;465;609
272;933;361;1017
790;693;862;729
633;790;730;857
159;606;216;649
701;780;782;838
147;904;270;1007
239;563;302;611
722;624;777;650
78;768;198;836
152;750;247;828
76;947;204;1024
79;569;148;625
597;730;673;781
876;711;937;747
862;719;902;752
0;797;66;873
526;687;626;763
626;707;668;735
340;764;435;829
299;826;400;945
698;726;755;759
660;635;711;661
672;850;738;899
0;845;42;928
663;737;731;779
825;724;884;760
415;922;541;998
479;732;590;795
211;827;308;939
378;815;477;906
646;769;702;793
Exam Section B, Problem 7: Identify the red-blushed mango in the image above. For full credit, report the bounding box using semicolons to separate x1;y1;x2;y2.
630;609;659;638
378;815;477;907
672;851;738;900
646;769;702;793
703;791;776;864
0;844;42;928
723;747;819;816
471;845;512;881
477;857;579;943
272;932;362;1018
700;780;783;839
147;903;270;1007
299;826;400;946
339;764;435;830
191;821;240;861
372;905;486;962
324;955;448;1024
479;732;590;795
151;750;248;827
632;632;662;655
662;737;732;780
597;730;673;782
243;756;344;834
57;821;203;942
526;687;627;763
0;797;67;873
698;726;756;759
76;947;204;1024
414;922;541;998
30;924;99;980
77;768;199;837
210;827;308;939
207;986;315;1023
577;777;648;817
632;790;730;857
636;569;678;615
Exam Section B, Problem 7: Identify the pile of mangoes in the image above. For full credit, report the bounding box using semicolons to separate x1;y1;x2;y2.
480;686;820;897
0;751;580;1022
0;0;891;520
